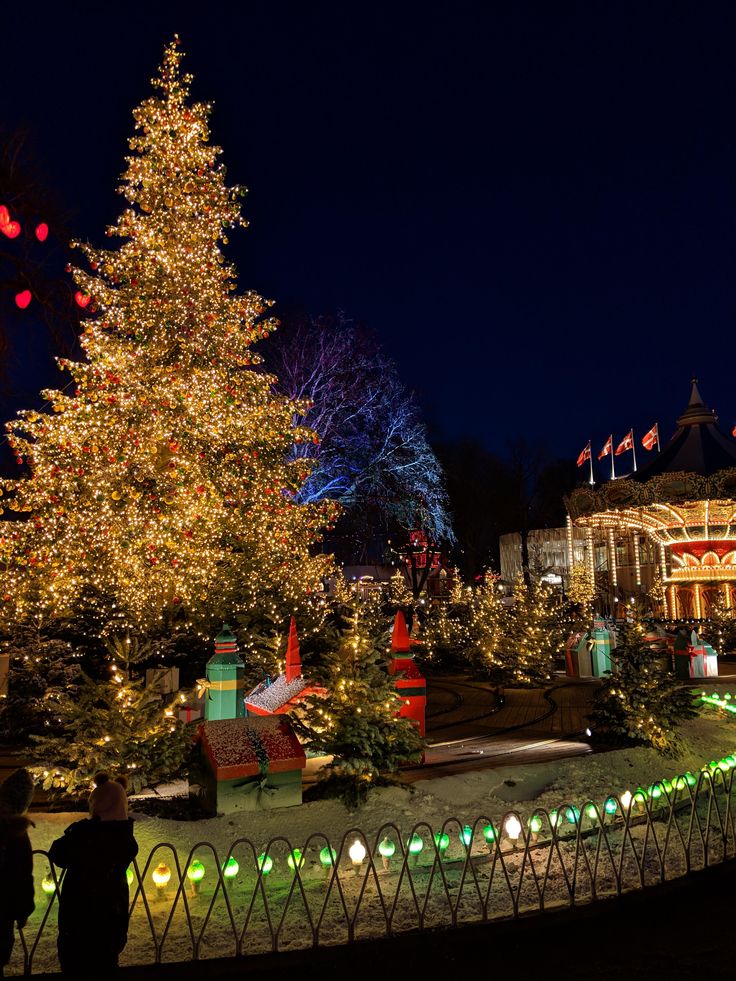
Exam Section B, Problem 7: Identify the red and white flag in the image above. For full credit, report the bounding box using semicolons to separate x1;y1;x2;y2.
576;441;591;467
642;423;659;451
598;435;613;460
615;430;634;456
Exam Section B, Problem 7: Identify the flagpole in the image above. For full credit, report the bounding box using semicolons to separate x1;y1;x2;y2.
588;442;594;485
610;436;615;480
631;429;637;472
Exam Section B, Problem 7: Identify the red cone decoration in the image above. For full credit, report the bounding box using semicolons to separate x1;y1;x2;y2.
285;615;301;682
391;610;413;653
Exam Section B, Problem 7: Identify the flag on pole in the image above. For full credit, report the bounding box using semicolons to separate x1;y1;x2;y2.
576;441;591;467
598;435;613;460
615;430;634;456
642;423;659;451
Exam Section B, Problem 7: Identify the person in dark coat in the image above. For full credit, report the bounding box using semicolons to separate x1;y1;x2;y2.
0;768;35;976
49;778;137;979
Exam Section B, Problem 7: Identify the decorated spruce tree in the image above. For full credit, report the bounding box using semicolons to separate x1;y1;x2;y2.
297;579;423;805
0;38;335;636
469;576;563;685
32;636;190;795
590;616;697;754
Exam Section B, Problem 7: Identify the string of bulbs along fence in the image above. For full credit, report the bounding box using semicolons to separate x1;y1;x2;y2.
34;749;736;903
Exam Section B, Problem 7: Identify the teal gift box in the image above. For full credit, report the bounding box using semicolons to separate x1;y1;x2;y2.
590;628;614;677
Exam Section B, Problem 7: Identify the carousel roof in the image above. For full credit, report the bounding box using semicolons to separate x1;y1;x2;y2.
632;380;736;481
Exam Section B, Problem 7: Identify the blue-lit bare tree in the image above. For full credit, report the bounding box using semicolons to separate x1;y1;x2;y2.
265;313;453;560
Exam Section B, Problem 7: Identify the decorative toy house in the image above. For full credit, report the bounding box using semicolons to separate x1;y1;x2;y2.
389;610;427;736
199;714;306;813
244;617;325;715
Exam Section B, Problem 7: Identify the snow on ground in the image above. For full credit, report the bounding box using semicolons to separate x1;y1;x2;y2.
13;707;736;976
27;714;736;860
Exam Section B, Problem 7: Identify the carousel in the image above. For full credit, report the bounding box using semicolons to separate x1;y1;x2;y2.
566;381;736;620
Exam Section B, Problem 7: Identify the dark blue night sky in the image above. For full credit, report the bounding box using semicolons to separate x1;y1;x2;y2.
3;1;736;475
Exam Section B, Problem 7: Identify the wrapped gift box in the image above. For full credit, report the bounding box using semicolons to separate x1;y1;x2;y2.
566;634;593;677
689;644;719;679
145;666;180;693
590;628;614;677
199;715;305;813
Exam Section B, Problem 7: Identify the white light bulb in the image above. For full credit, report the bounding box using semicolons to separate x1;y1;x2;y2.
504;815;522;841
348;839;366;865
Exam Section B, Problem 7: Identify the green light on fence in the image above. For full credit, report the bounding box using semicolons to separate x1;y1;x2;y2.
565;806;580;825
407;833;424;856
187;860;205;884
648;783;662;800
673;776;686;791
585;804;598;821
433;832;450;854
126;866;134;887
41;875;56;895
529;815;543;834
662;780;673;794
287;849;304;872
378;837;396;859
718;759;731;772
257;853;273;875
604;797;618;815
549;809;560;829
319;846;337;867
460;825;473;847
223;857;239;879
685;772;697;787
483;824;496;844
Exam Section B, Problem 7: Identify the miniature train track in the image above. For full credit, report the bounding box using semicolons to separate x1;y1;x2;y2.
425;683;465;720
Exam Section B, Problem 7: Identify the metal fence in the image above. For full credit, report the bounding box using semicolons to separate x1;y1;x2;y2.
13;765;736;975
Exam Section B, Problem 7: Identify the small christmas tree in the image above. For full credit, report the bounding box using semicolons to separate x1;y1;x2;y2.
296;582;423;805
589;616;698;755
567;563;595;622
0;38;335;636
32;635;190;794
469;577;562;686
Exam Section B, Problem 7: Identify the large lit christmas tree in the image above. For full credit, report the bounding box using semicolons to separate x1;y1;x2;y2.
0;39;335;636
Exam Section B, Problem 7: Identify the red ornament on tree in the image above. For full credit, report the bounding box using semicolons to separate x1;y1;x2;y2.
0;206;9;227
15;290;32;310
35;223;49;242
75;291;91;308
2;221;20;239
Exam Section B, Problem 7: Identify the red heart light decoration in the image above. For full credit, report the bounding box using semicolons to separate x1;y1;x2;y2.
35;222;49;242
15;290;32;310
0;206;9;227
75;291;91;309
2;221;20;239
